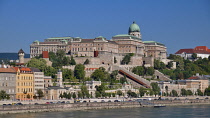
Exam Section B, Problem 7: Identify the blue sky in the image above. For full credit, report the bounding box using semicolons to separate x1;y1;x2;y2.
0;0;209;55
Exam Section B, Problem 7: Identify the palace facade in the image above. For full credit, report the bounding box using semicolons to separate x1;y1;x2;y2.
30;22;167;61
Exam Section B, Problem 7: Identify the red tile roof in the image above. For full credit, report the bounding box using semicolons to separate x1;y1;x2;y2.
0;68;16;73
12;67;32;73
20;67;31;72
187;76;199;80
194;46;208;51
12;67;19;72
175;48;210;54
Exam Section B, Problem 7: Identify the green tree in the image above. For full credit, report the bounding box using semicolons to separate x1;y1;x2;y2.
192;53;197;60
132;66;145;76
84;59;90;65
117;90;123;97
63;92;68;98
110;70;118;81
130;92;137;97
197;89;203;96
204;86;210;96
101;91;107;97
151;82;160;97
165;86;169;96
72;92;76;99
154;59;161;70
61;68;73;81
187;90;193;96
112;93;116;97
171;90;178;97
37;89;44;99
56;50;66;59
63;56;70;65
49;51;56;62
121;54;131;65
43;66;57;77
67;92;71;99
27;58;47;71
70;56;76;65
74;64;85;81
96;84;106;94
120;75;127;84
127;90;132;97
145;67;155;76
160;62;166;70
139;87;146;97
95;91;101;98
181;88;187;96
167;61;173;69
91;68;110;82
0;90;10;100
59;93;63;98
77;91;82;98
114;57;117;63
81;85;90;98
27;94;30;99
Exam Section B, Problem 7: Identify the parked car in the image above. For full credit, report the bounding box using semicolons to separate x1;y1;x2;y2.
101;100;105;103
16;103;23;105
66;101;70;104
114;100;119;102
108;100;112;102
61;101;65;103
34;103;39;105
45;102;50;104
205;97;209;99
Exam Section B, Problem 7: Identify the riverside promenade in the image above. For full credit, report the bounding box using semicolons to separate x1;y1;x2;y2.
0;99;210;114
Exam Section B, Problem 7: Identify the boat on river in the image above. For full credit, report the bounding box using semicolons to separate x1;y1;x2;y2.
154;104;166;108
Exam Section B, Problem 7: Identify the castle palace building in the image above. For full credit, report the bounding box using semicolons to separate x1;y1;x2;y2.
30;22;167;60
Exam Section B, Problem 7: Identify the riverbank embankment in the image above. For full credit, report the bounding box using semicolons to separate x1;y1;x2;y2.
0;99;210;114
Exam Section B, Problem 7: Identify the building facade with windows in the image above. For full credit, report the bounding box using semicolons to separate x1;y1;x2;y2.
13;67;34;100
175;46;210;59
0;67;16;100
30;22;167;61
30;68;45;95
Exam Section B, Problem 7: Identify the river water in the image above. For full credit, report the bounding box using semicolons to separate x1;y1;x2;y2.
1;105;210;118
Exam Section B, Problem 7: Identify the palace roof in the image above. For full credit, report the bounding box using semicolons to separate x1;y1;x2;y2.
143;41;165;46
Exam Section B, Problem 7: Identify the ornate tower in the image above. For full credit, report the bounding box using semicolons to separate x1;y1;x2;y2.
57;69;63;87
18;49;25;63
128;21;141;39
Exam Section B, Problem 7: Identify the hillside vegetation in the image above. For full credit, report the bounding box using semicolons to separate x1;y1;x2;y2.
156;54;210;80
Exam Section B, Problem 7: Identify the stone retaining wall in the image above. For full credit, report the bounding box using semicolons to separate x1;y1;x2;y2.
0;99;210;114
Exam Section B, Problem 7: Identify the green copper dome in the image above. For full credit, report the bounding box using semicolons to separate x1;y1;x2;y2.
128;21;140;33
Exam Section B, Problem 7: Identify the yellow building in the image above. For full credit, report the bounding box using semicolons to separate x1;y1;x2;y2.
13;67;34;100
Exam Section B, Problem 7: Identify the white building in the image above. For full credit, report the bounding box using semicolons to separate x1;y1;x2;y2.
175;46;210;59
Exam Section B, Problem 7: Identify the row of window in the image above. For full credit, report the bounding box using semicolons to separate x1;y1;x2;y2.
18;76;33;80
4;89;15;93
0;77;15;81
17;82;33;86
17;88;33;93
34;81;44;83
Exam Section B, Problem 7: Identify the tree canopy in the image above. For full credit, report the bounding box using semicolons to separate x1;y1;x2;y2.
150;82;160;97
74;64;85;81
159;55;210;80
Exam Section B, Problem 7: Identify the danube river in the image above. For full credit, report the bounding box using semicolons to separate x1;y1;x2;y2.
1;105;210;118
